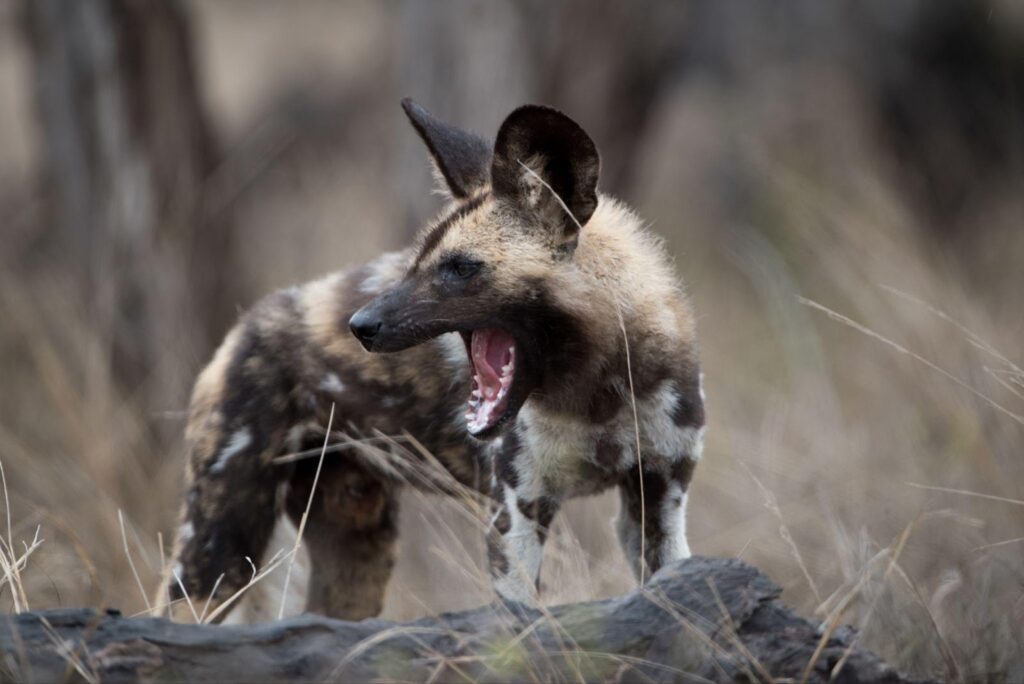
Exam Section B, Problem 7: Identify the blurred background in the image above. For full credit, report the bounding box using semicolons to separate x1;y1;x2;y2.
1;1;1022;680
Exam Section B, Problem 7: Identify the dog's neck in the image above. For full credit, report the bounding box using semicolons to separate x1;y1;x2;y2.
530;195;694;417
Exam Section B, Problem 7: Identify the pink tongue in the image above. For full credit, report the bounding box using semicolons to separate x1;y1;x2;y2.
471;329;514;400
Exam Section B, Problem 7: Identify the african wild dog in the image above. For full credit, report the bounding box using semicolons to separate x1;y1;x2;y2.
159;99;706;621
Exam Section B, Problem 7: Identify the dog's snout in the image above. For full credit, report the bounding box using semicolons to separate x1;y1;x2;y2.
349;309;382;349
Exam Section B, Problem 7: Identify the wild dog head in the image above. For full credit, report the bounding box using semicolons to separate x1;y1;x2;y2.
349;100;600;438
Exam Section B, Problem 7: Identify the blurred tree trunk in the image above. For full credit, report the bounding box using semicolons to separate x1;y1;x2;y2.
395;0;690;230
542;0;692;198
396;0;545;239
22;0;236;438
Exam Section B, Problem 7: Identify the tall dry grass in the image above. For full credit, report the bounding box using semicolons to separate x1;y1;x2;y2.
2;151;1022;681
1;4;1023;682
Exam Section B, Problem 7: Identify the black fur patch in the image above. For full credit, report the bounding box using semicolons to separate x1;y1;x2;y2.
411;193;488;270
619;466;670;570
509;278;590;396
517;496;558;546
671;457;697;491
491;105;600;236
588;383;623;424
516;496;558;528
671;366;705;428
594;434;624;470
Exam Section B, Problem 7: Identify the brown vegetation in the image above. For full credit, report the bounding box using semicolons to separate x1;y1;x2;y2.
0;2;1022;682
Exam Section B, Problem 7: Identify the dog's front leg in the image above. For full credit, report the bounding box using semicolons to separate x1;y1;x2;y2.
486;478;559;605
617;455;699;583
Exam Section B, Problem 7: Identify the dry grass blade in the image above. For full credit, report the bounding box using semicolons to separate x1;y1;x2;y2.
743;464;821;603
0;456;37;614
984;367;1024;401
617;304;647;585
272;433;409;465
639;584;749;683
278;402;335;619
330;625;458;678
517;158;645;592
826;518;918;682
169;567;200;623
973;536;1024;551
0;526;44;614
528;149;653;586
887;560;961;682
38;616;98;684
117;509;152;615
705;577;775;684
0;458;12;571
202;548;289;624
798;296;1024;427
157;531;170;614
199;573;225;623
905;482;1024;507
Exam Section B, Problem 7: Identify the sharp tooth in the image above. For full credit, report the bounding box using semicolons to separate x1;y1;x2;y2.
471;389;481;398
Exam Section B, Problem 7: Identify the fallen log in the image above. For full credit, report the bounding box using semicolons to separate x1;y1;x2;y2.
0;557;929;683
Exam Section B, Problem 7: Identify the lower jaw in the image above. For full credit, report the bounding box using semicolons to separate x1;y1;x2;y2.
466;399;511;437
466;416;507;440
465;388;517;437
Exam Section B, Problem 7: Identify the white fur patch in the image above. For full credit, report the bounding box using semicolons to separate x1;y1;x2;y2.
210;428;252;474
689;426;706;462
519;155;547;209
661;485;691;563
517;405;594;498
359;251;407;294
285;424;307;452
319;373;345;394
178;521;194;542
492;487;543;604
638;382;705;460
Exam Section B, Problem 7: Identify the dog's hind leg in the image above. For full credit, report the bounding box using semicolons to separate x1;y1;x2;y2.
284;455;398;620
156;320;301;622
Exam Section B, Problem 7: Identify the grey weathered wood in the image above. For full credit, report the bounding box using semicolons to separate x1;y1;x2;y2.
0;557;928;683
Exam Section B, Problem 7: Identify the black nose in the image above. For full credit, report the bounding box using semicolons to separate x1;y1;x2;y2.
349;309;382;348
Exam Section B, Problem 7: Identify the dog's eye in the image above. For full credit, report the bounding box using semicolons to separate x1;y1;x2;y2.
445;258;482;280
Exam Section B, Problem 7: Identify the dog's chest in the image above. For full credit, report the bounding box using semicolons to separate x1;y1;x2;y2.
510;379;702;500
513;404;631;499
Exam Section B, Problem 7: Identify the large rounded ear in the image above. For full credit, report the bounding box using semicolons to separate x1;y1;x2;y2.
491;105;600;243
402;98;491;199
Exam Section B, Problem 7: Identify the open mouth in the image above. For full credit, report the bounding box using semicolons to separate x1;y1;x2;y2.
463;328;517;436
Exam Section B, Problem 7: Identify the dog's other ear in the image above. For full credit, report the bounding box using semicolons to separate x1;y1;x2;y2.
491;105;600;244
402;98;491;199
